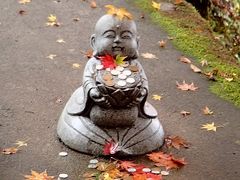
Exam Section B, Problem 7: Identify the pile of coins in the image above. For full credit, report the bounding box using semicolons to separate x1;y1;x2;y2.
96;62;140;88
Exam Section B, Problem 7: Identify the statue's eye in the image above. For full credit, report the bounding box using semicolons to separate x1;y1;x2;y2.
106;34;115;38
121;32;132;39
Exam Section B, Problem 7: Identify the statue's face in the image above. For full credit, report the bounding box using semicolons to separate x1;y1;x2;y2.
91;15;139;58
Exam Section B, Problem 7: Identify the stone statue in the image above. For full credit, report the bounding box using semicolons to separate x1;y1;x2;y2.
57;10;164;156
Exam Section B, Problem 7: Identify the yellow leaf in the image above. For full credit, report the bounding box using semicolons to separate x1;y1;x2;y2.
115;55;126;65
48;14;57;22
24;170;54;180
225;77;233;82
200;59;208;67
152;1;161;10
15;140;28;148
105;5;132;20
72;63;81;68
152;94;162;100
56;39;65;43
190;64;202;73
201;122;217;132
203;106;213;115
19;0;31;4
141;52;158;59
46;54;57;60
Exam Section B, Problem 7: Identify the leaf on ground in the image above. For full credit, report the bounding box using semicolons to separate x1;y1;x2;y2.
152;94;162;101
203;106;213;115
178;56;191;64
225;77;233;82
201;122;217;132
19;10;27;15
176;81;198;91
152;1;161;10
141;53;158;59
190;64;202;73
105;5;133;20
73;17;80;22
204;71;217;81
165;136;190;149
24;170;54;180
56;39;65;43
72;63;81;68
147;151;187;170
46;14;60;27
15;140;28;148
158;40;166;48
2;147;18;155
180;110;191;117
46;54;57;60
118;161;138;171
82;172;99;178
19;0;31;4
200;59;208;67
90;1;97;8
174;0;184;5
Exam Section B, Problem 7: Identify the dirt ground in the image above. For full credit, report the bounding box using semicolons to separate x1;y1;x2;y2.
0;0;239;179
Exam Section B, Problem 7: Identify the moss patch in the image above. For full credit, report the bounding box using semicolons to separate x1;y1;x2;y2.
131;0;240;107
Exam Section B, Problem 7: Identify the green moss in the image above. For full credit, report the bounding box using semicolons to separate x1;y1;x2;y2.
132;0;240;107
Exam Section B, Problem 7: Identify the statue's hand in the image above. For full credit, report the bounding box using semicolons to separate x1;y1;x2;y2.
89;88;111;108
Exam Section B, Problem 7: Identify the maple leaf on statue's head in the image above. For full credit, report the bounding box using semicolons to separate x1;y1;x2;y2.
98;55;116;69
103;139;118;155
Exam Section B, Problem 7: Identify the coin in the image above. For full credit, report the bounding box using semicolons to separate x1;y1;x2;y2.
117;80;126;87
89;159;99;164
58;152;68;157
126;77;135;84
111;69;120;76
129;65;139;72
116;66;124;72
103;73;113;81
127;167;136;173
142;168;151;173
96;64;103;70
105;80;115;87
122;70;131;76
88;164;98;169
118;74;127;80
151;170;161;174
58;173;68;178
161;170;170;176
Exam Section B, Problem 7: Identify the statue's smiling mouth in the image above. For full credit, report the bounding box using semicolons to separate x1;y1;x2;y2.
112;47;123;52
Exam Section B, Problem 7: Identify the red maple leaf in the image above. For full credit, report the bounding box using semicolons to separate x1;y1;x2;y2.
118;161;138;171
98;54;116;69
103;140;118;155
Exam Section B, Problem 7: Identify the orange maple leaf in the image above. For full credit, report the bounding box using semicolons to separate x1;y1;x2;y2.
24;170;54;180
118;161;138;171
176;81;198;91
165;136;190;149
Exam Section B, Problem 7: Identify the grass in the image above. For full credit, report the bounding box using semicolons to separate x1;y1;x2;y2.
131;0;240;107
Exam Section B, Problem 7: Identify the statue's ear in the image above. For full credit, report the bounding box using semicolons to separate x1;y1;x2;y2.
90;34;96;49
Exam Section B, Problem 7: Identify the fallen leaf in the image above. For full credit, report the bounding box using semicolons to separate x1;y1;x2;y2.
141;53;158;59
55;97;63;104
178;56;191;64
82;172;99;178
140;13;145;19
73;17;80;22
2;147;18;155
19;0;31;4
180;110;191;117
147;151;187;170
203;106;213;115
56;39;65;43
225;77;233;82
201;122;217;132
158;40;166;48
167;36;174;40
118;161;137;171
165;136;190;149
19;10;27;15
200;59;208;67
190;64;201;73
105;5;133;20
46;54;57;60
152;94;162;101
235;140;240;145
15;140;28;148
46;14;60;27
176;81;198;91
174;0;184;5
24;170;54;180
152;1;161;10
72;63;81;68
90;1;97;8
204;71;217;81
103;140;118;155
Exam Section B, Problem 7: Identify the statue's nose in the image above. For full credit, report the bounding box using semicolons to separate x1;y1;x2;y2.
113;35;121;43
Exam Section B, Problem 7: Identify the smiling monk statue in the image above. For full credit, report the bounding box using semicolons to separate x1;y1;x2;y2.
57;6;164;156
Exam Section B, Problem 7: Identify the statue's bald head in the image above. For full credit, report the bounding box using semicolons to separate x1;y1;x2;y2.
91;14;139;58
